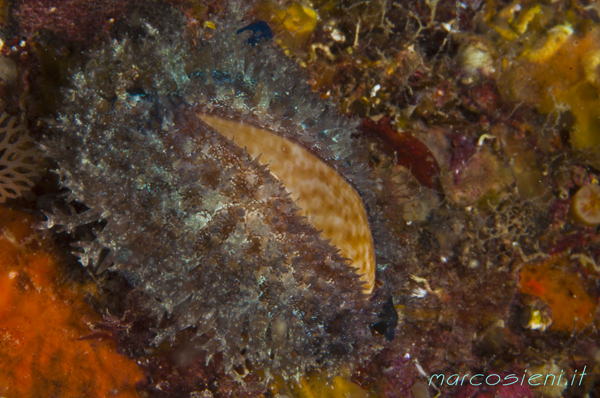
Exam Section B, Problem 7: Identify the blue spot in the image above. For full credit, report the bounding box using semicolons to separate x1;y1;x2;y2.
237;21;273;46
211;70;231;83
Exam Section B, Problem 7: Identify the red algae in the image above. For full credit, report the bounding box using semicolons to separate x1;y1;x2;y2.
519;256;597;332
361;117;441;190
0;207;144;398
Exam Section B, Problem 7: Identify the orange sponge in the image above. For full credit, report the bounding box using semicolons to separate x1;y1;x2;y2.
519;255;596;332
0;207;144;398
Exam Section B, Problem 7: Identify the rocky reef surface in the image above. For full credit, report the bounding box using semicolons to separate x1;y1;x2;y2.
1;0;600;397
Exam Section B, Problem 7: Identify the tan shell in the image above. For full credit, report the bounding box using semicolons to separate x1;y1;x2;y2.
198;113;376;294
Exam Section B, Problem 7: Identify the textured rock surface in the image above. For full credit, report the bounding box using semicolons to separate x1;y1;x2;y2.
43;11;379;381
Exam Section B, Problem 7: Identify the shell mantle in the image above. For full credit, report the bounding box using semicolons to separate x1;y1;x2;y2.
44;16;379;379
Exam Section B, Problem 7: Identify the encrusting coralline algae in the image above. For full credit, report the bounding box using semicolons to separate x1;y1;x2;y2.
42;3;381;382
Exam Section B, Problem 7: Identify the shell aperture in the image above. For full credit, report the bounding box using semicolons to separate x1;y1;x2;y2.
198;113;376;294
